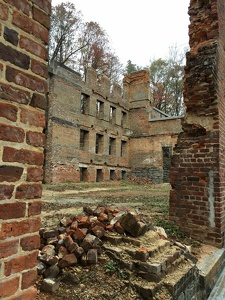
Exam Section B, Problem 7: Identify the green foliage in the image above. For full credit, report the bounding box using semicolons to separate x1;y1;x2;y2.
104;260;128;279
125;60;142;74
153;218;185;239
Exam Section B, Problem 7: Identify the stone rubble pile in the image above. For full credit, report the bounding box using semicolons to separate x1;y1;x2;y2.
38;205;154;292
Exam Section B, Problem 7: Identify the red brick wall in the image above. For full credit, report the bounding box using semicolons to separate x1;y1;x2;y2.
0;1;51;299
169;0;225;247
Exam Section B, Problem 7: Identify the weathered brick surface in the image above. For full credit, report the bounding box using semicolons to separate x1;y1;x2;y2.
27;167;44;182
21;269;37;290
32;6;50;29
31;58;48;78
169;0;225;247
30;92;47;110
0;0;50;296
12;11;48;44
4;26;19;46
4;251;38;276
0;202;26;220
0;102;18;121
15;183;42;199
0;2;9;21
0;123;25;143
0;42;30;69
0;240;19;259
0;82;30;104
26;131;45;147
4;0;31;16
3;146;44;166
28;200;42;216
21;106;45;127
0;218;41;239
20;35;47;60
8;287;37;300
0;276;20;298
6;66;48;93
0;165;23;182
20;234;40;251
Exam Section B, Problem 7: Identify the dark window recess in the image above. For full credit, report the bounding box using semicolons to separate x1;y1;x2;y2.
96;100;104;119
96;169;103;182
121;111;127;127
80;167;88;182
109;106;116;124
80;129;89;150
109;137;116;155
96;133;104;154
121;140;127;157
80;93;90;114
122;170;127;180
162;146;172;183
110;170;116;180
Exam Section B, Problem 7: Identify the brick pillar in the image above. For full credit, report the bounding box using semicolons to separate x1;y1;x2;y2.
169;0;225;247
0;1;51;299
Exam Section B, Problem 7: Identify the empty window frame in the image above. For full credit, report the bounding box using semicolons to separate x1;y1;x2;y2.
110;169;116;180
109;106;116;124
96;169;103;182
121;140;127;157
109;137;116;155
80;93;90;114
121;111;127;127
96;100;104;119
122;170;127;180
96;133;104;154
80;129;89;150
80;167;88;182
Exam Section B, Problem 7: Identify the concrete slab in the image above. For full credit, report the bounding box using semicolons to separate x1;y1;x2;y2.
208;267;225;299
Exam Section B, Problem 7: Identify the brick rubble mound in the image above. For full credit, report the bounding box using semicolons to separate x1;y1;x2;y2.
38;205;196;299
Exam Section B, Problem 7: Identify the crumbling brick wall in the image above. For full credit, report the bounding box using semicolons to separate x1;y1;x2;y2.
0;1;50;298
46;65;181;184
45;61;130;183
170;0;225;247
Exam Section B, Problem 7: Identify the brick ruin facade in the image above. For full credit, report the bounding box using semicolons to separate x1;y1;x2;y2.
44;61;182;185
0;0;50;298
169;0;225;247
1;0;225;299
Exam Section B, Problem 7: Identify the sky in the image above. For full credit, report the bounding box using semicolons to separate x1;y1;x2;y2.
51;0;190;67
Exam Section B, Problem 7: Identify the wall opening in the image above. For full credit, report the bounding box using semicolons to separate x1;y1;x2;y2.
96;133;104;154
109;137;116;155
109;106;116;124
96;100;104;119
80;93;90;114
162;146;172;183
110;169;116;180
122;170;127;180
80;167;88;182
96;169;103;182
80;129;89;150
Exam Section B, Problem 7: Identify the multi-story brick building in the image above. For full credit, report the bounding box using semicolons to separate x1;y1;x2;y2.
45;61;182;184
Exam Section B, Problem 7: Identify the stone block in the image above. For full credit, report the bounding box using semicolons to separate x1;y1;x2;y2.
40;278;60;293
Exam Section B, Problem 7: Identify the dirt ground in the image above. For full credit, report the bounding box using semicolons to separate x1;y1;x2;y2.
36;181;201;300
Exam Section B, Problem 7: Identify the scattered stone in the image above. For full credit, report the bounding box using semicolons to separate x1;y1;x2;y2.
87;249;98;264
120;212;148;237
92;225;105;238
37;261;46;275
58;253;77;268
44;265;60;278
43;229;59;239
40;278;60;293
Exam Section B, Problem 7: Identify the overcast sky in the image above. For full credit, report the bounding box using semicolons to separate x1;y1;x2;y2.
51;0;190;67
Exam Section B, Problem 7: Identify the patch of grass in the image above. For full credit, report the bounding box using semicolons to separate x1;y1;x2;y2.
153;218;185;239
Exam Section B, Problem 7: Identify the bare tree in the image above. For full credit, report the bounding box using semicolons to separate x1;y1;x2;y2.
49;3;123;83
148;45;187;116
49;2;86;65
